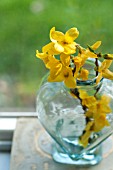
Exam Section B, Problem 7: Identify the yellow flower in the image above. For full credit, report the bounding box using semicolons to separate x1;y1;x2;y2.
85;95;111;119
49;60;62;79
92;114;110;132
42;42;60;55
79;90;97;108
96;95;111;115
73;56;89;79
50;27;79;55
96;59;113;83
79;91;111;146
80;110;109;147
82;96;96;108
36;50;56;69
46;53;76;88
48;53;70;79
78;47;97;66
80;115;109;147
73;56;82;78
79;68;89;80
60;53;70;66
48;66;76;88
85;94;111;134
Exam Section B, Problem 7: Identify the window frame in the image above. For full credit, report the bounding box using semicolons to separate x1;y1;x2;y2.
0;112;36;151
0;112;36;118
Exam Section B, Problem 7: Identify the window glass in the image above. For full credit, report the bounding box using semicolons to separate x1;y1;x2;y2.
0;0;113;111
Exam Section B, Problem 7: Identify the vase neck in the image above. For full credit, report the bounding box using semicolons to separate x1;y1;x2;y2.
70;78;103;97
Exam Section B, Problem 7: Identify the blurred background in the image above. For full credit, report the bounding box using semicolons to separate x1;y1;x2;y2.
1;0;113;111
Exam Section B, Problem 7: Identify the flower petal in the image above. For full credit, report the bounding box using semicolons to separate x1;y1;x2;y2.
102;68;113;80
79;89;88;99
63;42;76;54
36;50;46;59
86;50;97;58
54;42;64;53
91;41;101;50
60;53;70;66
42;42;53;53
96;72;102;84
99;59;112;71
79;68;89;80
65;27;79;43
104;60;112;69
50;27;64;42
82;96;97;108
64;76;76;88
93;114;109;132
50;27;56;42
73;56;82;77
48;73;64;82
42;42;59;55
46;55;59;69
49;62;62;79
36;50;50;68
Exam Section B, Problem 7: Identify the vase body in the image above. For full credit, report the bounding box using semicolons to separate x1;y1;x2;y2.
36;76;113;166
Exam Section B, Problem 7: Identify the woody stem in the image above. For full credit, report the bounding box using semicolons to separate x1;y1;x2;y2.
95;58;99;76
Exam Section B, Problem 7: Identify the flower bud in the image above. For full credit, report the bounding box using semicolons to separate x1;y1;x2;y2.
103;54;113;60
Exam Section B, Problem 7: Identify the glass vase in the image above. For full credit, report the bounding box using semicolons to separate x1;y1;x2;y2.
36;62;113;166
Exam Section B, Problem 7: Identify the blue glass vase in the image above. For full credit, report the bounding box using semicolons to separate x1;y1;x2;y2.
36;61;113;166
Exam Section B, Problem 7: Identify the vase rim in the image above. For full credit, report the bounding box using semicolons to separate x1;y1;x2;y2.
76;77;104;86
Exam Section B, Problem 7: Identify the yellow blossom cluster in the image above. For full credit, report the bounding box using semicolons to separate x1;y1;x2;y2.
36;27;113;147
36;27;113;88
78;90;111;147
